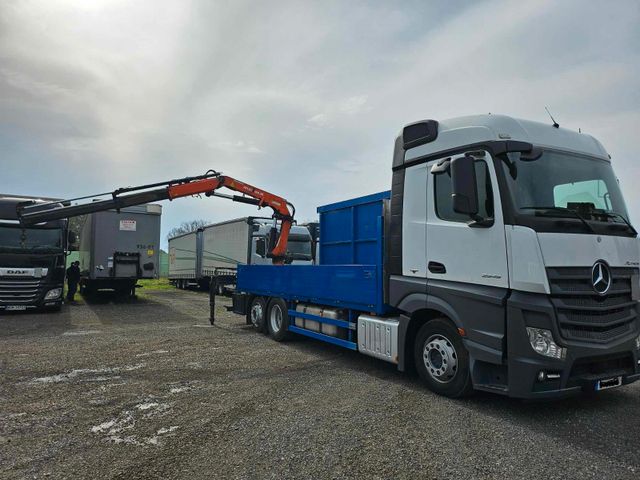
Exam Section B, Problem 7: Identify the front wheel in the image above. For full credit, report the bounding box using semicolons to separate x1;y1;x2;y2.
267;298;290;342
414;318;473;398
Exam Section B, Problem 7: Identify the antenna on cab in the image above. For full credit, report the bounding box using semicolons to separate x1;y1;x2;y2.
544;106;560;128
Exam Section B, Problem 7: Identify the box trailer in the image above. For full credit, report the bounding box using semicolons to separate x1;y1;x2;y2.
169;217;313;293
232;114;640;399
78;204;162;296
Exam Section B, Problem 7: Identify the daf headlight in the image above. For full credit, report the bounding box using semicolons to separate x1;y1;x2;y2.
526;327;566;360
44;288;62;300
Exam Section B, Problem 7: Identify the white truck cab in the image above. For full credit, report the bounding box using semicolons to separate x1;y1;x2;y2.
251;222;313;265
388;114;640;397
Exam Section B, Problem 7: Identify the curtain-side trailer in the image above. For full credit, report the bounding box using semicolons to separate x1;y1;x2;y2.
169;217;313;293
168;230;202;289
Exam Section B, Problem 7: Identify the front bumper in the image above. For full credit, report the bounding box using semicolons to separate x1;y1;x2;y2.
505;291;640;399
0;283;64;311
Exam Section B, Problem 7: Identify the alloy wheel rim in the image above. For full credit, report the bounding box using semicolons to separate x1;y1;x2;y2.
250;303;263;327
270;304;283;332
423;334;458;383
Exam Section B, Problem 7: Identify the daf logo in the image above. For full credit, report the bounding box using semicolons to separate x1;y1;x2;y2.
591;261;612;295
7;270;27;275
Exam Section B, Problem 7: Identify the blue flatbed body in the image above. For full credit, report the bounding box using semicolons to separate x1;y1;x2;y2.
237;264;382;313
237;191;391;316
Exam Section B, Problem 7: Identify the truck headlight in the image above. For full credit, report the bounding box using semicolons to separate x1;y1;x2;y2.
635;334;640;350
526;327;566;360
44;288;62;300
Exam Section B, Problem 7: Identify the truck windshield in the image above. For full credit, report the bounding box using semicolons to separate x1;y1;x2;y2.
0;225;63;253
499;150;634;236
287;236;312;259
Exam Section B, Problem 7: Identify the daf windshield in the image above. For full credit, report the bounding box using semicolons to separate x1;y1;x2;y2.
500;150;634;236
0;225;63;253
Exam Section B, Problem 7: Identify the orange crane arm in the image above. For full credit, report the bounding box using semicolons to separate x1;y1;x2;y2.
167;175;293;262
17;171;294;264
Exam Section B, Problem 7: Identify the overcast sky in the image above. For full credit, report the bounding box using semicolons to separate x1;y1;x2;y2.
1;0;639;248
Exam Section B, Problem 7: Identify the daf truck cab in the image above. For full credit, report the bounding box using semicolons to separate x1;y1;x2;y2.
234;114;640;399
0;196;76;312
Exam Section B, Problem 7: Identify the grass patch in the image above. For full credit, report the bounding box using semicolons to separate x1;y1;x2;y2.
137;278;174;291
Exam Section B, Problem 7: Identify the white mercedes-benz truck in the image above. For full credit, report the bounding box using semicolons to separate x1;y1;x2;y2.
233;114;640;399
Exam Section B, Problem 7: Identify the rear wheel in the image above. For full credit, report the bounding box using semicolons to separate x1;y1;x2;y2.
249;297;267;333
414;318;473;398
267;298;290;342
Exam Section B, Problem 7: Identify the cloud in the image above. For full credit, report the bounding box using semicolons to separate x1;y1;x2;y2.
307;113;329;127
0;0;639;246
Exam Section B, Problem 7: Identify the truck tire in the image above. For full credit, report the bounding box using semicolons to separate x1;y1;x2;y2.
414;318;473;398
249;297;267;333
267;298;291;342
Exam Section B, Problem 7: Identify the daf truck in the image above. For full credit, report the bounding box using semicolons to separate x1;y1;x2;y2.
0;195;76;312
232;114;640;399
169;217;312;293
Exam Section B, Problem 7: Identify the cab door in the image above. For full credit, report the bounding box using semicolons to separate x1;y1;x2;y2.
426;151;508;289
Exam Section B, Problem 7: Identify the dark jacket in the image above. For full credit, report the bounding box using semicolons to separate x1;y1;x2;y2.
66;265;81;283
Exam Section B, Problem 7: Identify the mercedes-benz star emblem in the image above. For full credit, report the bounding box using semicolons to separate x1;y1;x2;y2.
591;261;612;295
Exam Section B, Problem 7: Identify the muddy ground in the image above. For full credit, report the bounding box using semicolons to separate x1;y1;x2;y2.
1;287;639;479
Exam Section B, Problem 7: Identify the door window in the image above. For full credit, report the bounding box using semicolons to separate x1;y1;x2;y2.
255;237;266;257
434;157;494;223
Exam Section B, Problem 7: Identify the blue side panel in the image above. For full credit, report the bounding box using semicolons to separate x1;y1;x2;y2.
288;325;358;350
318;191;390;266
237;264;383;313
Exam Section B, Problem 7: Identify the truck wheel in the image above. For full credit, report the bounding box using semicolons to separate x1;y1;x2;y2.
249;297;267;333
267;298;290;342
414;318;473;398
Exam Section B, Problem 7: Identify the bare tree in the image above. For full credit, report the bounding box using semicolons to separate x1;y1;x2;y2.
167;219;208;240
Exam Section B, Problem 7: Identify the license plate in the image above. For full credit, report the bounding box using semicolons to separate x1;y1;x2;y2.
596;376;622;391
6;305;27;311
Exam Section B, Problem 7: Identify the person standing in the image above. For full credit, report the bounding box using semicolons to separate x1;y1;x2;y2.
66;261;81;303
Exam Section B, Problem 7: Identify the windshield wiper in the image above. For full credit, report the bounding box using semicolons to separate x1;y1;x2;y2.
520;206;596;233
597;211;637;235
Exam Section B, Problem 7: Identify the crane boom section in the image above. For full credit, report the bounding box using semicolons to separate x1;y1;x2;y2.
17;172;294;264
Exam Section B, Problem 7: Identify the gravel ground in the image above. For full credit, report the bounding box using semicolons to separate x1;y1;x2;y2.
1;287;639;479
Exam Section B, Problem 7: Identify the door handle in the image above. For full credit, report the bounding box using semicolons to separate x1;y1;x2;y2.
428;261;446;274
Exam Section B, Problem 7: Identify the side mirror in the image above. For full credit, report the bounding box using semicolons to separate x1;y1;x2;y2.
451;155;479;216
68;231;77;245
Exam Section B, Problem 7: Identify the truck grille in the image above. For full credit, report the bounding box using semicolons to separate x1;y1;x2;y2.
0;278;43;304
547;267;638;343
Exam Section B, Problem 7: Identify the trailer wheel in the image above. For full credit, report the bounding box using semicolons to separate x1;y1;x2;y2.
267;298;290;342
249;297;267;333
414;318;473;398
